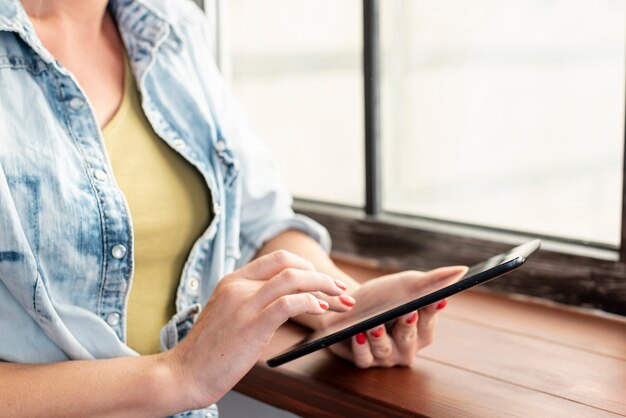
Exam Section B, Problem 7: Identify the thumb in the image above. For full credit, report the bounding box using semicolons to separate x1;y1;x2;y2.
410;265;468;293
427;265;468;282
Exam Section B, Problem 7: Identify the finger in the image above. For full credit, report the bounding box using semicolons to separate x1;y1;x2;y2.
416;304;438;349
239;250;315;280
351;332;374;368
253;269;350;309
256;293;329;334
403;266;469;294
310;291;355;313
391;311;419;365
366;325;395;366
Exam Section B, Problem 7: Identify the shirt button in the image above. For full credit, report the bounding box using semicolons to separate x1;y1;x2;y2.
172;139;186;150
111;244;127;259
106;312;120;327
215;140;226;152
69;97;84;110
93;169;108;182
187;277;199;291
213;204;221;217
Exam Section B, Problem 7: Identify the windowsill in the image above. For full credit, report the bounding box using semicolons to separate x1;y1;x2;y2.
235;260;626;417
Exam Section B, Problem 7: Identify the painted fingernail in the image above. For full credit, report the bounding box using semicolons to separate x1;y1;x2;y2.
371;326;384;338
339;294;355;307
406;312;418;324
319;300;329;310
436;299;448;310
334;279;348;291
356;332;367;345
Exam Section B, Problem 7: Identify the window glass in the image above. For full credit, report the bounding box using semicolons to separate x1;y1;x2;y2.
380;0;625;246
229;0;365;206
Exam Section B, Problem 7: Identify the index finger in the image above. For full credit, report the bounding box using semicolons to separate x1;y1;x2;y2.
239;249;316;280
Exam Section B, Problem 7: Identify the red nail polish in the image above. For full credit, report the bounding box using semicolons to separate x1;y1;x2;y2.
406;312;418;324
371;326;384;338
339;294;355;307
319;300;329;310
436;299;448;310
334;279;348;291
356;332;367;345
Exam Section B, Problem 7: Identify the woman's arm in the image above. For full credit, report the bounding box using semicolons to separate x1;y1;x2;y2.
0;355;185;418
0;251;352;417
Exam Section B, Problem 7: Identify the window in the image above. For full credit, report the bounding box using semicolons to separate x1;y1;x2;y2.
216;0;626;315
225;0;364;206
380;0;624;247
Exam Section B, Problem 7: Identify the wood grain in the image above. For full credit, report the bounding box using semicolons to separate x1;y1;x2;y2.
234;261;626;417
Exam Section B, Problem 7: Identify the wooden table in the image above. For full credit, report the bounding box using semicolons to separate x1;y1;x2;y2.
235;264;626;417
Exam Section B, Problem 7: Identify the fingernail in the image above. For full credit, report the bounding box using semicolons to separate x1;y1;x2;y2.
356;332;367;345
436;299;448;310
406;312;418;324
339;294;355;307
334;279;348;290
319;300;329;310
371;326;384;338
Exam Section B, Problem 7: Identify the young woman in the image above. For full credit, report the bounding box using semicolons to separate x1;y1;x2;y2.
0;0;466;416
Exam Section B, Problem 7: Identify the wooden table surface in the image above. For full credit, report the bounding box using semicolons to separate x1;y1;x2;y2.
235;263;626;417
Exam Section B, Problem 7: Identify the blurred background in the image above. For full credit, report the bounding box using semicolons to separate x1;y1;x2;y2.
215;0;625;248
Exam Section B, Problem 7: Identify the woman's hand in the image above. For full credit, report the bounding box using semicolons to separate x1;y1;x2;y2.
324;266;468;368
161;250;354;410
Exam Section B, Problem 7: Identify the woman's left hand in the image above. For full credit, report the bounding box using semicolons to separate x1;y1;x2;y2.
324;265;467;368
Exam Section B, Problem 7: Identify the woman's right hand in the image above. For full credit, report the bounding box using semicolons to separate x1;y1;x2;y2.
161;250;352;410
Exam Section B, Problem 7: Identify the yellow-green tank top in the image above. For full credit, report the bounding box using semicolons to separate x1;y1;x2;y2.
102;58;212;355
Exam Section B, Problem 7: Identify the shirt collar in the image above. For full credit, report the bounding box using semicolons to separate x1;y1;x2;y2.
109;0;182;49
0;0;182;66
0;0;56;64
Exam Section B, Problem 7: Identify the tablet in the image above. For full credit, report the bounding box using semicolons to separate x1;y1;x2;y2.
267;239;541;367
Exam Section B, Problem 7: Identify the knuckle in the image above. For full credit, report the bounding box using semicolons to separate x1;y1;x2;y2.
371;345;393;358
219;281;243;299
271;249;293;266
395;330;415;344
306;293;318;306
275;296;292;316
279;268;299;285
324;274;336;289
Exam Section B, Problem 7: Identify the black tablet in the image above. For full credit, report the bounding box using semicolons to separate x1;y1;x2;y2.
267;239;541;367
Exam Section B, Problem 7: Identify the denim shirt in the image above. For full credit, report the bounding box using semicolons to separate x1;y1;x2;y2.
0;0;329;414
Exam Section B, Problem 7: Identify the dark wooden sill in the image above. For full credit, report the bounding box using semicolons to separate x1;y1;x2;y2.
235;261;626;417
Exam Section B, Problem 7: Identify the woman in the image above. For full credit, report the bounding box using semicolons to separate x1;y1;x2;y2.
0;0;466;416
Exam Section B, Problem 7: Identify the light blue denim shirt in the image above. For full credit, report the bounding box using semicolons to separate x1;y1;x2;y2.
0;0;329;414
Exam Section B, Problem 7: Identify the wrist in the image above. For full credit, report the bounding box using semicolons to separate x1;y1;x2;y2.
143;352;197;416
